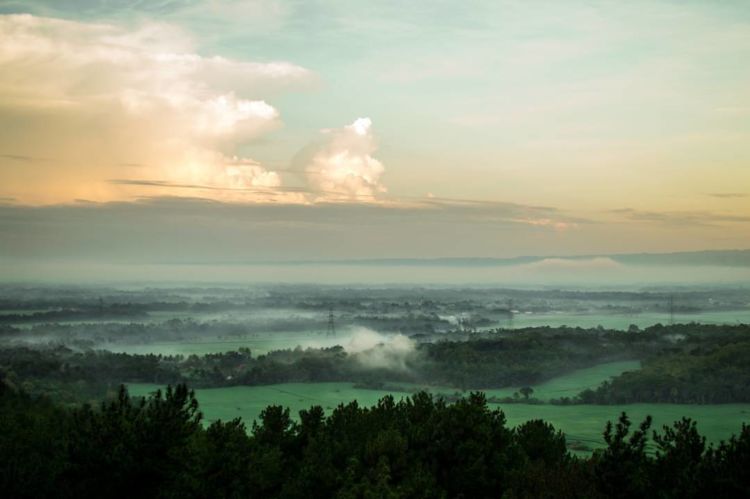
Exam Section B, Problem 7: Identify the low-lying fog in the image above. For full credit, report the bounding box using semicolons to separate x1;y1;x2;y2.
1;281;748;357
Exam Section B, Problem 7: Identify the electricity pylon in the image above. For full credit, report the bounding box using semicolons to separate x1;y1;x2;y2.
326;306;336;337
669;295;675;325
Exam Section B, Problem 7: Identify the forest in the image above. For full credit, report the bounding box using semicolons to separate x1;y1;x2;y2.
577;339;750;404
3;323;750;405
1;380;748;498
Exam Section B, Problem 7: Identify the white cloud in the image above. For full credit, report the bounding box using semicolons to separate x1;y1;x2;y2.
305;117;387;200
0;14;311;203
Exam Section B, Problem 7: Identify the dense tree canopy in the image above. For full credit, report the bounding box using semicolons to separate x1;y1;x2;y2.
4;324;750;404
576;337;750;404
1;381;749;498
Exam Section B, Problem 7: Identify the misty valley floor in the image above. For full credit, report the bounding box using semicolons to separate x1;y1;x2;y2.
91;309;750;358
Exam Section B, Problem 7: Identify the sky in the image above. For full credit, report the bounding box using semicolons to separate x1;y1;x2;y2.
0;0;749;276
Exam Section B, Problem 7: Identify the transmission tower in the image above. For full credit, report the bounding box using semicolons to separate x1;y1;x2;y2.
668;295;675;325
507;298;514;328
326;306;336;337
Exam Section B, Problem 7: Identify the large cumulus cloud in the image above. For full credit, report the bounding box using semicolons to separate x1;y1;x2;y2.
304;117;387;200
0;14;311;203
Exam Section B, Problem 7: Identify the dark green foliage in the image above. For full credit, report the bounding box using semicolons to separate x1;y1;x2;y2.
651;417;706;497
63;384;202;498
2;380;750;498
518;386;534;400
0;384;70;498
6;324;750;405
700;424;750;497
593;413;652;498
580;339;750;403
514;419;567;466
189;418;255;498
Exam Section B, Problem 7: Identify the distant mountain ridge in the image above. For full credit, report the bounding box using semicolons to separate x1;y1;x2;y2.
282;250;750;267
612;250;750;267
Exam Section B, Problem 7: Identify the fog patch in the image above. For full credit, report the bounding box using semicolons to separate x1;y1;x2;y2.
440;315;460;325
522;257;622;271
344;327;416;372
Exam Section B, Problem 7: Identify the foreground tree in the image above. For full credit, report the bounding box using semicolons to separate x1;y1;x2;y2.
2;380;750;498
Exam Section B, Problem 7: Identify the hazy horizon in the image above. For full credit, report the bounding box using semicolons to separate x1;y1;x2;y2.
5;258;750;286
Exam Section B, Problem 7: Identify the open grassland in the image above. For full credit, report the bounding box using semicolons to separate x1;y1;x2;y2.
479;360;642;400
129;360;748;452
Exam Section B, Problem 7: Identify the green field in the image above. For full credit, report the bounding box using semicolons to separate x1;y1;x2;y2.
477;360;642;401
128;360;750;452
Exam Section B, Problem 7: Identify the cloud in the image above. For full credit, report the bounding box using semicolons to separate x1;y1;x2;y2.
1;197;750;283
612;208;750;227
0;154;48;162
0;196;591;265
303;118;387;200
512;218;579;231
0;14;312;203
708;193;748;199
0;1;203;17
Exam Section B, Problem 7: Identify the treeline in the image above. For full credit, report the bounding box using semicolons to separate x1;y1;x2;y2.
0;305;148;324
576;340;750;404
0;325;646;399
1;381;749;498
0;317;321;345
419;329;645;388
4;324;750;404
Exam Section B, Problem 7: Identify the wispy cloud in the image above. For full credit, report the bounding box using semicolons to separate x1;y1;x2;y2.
708;193;748;199
612;208;750;227
105;178;586;228
0;154;48;162
108;179;317;205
